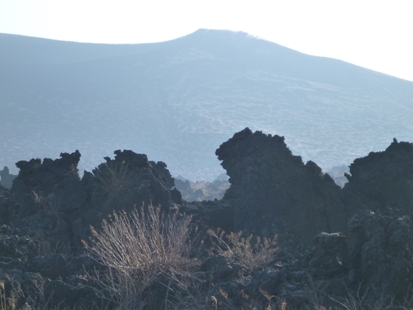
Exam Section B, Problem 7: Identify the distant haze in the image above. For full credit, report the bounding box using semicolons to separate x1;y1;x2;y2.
1;30;413;180
0;1;412;83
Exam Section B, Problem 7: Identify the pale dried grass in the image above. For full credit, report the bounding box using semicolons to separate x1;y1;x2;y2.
84;205;199;309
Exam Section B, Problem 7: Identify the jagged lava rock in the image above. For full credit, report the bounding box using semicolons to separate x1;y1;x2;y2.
346;210;413;301
344;138;413;216
73;150;182;248
0;186;11;224
7;149;181;250
11;150;86;214
8;151;85;248
339;140;413;302
308;232;348;278
216;128;348;242
83;150;181;215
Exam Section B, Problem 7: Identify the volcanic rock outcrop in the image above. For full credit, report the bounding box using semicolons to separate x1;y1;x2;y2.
216;128;348;243
0;149;182;308
82;150;181;221
343;138;413;216
0;186;11;224
213;129;413;305
2;130;413;308
5;149;181;251
339;139;413;302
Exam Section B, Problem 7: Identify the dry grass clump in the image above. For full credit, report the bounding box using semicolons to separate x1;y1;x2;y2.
0;281;8;310
84;205;199;309
204;230;280;309
207;229;278;272
93;161;134;206
93;161;132;194
81;205;413;310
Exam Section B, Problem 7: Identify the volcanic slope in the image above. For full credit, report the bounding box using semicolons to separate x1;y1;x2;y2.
1;29;413;180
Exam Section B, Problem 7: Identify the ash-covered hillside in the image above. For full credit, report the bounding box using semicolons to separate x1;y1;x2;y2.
1;129;413;309
1;29;413;180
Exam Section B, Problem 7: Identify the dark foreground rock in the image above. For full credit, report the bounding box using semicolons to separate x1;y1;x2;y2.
343;138;413;216
1;131;413;309
0;149;183;309
216;128;348;243
212;129;413;307
5;149;181;251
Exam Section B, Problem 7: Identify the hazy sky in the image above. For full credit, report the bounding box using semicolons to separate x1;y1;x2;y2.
1;0;412;82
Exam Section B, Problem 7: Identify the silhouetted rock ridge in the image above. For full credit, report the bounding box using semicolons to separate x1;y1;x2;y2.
216;128;348;242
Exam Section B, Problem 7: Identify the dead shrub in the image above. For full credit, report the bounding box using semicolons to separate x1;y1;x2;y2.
93;161;133;206
207;229;278;272
84;205;199;309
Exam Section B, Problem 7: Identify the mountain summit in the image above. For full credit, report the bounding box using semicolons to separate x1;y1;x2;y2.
1;29;413;180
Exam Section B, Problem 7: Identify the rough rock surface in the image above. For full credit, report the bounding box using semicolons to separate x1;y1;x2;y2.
308;232;348;278
0;186;10;224
344;138;413;216
79;150;182;235
5;149;181;251
213;130;413;306
11;150;85;215
2;132;413;308
25;253;68;279
216;128;348;242
181;200;234;233
0;149;182;309
346;210;413;302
